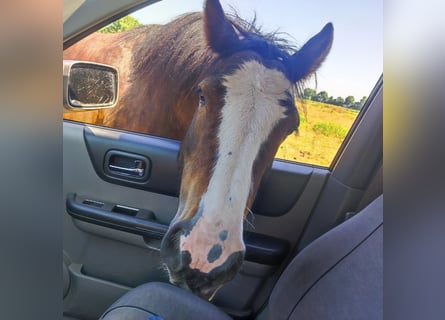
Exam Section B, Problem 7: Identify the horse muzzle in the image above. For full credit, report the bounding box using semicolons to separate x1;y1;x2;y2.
160;219;245;298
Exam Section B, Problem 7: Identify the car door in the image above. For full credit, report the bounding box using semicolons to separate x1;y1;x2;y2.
63;1;382;319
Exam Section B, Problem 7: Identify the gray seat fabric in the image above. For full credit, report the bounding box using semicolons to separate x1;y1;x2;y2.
100;281;231;320
100;195;382;320
269;194;383;319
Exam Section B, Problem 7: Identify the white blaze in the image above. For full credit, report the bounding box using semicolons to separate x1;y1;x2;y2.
180;60;291;272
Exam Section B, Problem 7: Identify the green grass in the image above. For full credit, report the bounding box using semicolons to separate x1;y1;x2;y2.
312;121;348;140
275;99;359;167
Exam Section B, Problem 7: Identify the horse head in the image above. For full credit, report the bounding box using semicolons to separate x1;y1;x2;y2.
161;0;333;298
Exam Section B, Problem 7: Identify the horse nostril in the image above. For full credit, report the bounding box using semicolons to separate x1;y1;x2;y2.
160;220;192;272
227;250;244;272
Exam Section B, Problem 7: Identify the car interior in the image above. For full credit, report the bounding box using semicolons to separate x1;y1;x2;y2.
63;1;382;319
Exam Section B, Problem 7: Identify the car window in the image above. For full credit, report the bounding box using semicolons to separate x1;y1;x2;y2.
63;0;382;168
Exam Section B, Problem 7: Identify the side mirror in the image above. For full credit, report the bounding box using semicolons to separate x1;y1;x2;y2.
63;60;119;111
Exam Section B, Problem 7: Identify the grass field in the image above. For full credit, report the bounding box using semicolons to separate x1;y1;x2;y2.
275;99;359;167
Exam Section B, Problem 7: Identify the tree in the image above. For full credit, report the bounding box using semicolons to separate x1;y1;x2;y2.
360;96;368;107
345;96;355;106
333;96;344;106
99;16;143;33
303;88;316;100
315;91;328;103
350;102;362;110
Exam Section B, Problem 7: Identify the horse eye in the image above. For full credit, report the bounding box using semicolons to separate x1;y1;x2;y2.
198;92;206;107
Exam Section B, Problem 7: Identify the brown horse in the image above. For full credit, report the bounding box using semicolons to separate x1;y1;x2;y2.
64;0;333;298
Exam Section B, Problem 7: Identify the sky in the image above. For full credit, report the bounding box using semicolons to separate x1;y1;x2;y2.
133;0;382;100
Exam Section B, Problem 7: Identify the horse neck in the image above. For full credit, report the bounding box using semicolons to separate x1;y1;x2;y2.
125;14;217;140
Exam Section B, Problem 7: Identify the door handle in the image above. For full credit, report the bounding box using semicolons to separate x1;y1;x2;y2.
104;150;150;181
109;160;145;177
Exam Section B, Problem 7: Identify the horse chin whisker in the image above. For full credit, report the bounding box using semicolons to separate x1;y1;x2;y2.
244;206;255;230
158;263;171;278
207;284;224;302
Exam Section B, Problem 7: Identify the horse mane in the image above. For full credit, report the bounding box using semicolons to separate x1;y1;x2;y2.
127;13;212;97
127;11;306;97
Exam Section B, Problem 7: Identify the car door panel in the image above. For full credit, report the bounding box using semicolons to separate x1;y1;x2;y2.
63;120;329;319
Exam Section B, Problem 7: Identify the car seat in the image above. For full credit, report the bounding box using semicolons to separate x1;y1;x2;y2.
100;194;383;319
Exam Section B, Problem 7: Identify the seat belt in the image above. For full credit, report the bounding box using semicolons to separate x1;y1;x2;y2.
344;162;382;220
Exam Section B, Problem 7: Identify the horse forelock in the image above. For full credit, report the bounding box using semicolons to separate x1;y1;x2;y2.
222;13;307;92
227;13;296;55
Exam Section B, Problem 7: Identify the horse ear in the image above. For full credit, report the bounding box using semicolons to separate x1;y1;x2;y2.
289;23;334;83
204;0;239;53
